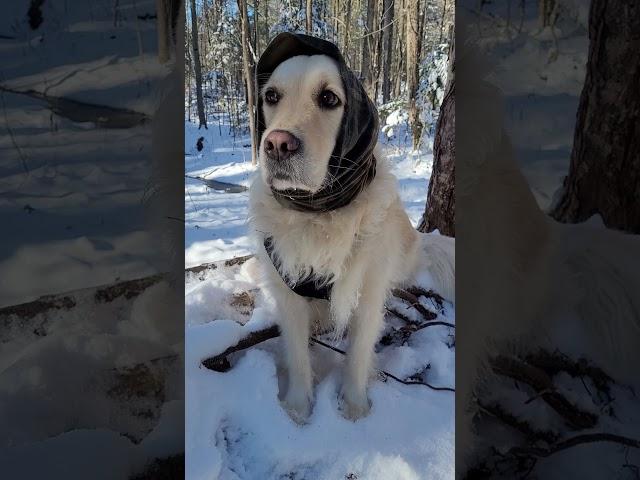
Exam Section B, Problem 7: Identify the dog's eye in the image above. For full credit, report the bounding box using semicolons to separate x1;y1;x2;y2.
319;90;340;109
264;89;280;105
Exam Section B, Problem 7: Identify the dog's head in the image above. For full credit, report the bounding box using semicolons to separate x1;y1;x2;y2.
258;54;345;192
254;33;378;211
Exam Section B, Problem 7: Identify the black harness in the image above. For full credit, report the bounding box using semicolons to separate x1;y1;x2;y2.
263;236;332;300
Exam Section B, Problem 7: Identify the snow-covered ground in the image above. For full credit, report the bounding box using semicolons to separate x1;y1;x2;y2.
470;3;589;210
185;115;455;479
0;0;170;308
1;1;184;477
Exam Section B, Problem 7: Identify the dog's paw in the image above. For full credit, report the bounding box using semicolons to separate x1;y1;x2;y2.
338;388;371;421
282;388;312;424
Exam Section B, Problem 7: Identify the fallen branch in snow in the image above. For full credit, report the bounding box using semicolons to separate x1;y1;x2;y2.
185;174;248;193
524;349;613;397
201;325;280;372
477;401;559;444
201;324;455;392
489;354;598;430
469;348;639;476
508;433;640;458
0;85;149;128
391;288;438;321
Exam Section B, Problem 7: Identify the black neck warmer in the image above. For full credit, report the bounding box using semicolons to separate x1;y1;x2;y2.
256;33;379;213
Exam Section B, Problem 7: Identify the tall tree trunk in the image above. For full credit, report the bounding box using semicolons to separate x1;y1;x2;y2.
438;0;447;42
306;0;313;34
539;0;556;28
550;0;640;233
156;0;170;63
381;0;394;103
418;34;454;237
362;0;376;95
254;0;259;57
237;0;258;165
189;0;207;129
406;0;422;149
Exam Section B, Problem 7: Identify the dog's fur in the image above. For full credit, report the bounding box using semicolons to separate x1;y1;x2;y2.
456;24;640;471
249;54;455;422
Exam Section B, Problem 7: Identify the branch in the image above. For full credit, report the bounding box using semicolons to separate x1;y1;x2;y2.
489;355;598;430
509;433;640;459
201;326;455;392
202;325;280;372
391;288;438;321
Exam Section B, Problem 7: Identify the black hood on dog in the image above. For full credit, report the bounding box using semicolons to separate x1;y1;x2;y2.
255;32;379;213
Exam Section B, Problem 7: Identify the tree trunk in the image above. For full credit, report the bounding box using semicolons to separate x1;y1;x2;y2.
254;0;259;57
362;0;376;95
406;0;422;149
306;0;313;34
418;34;454;237
189;0;207;129
539;0;556;28
237;0;258;165
549;0;640;233
381;0;394;103
156;0;170;63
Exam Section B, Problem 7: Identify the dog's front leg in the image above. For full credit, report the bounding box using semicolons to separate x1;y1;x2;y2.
274;283;313;423
340;273;387;420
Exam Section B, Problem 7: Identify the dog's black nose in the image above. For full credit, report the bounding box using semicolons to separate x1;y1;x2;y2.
264;130;300;162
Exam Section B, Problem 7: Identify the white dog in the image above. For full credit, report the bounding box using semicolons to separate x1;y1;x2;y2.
248;33;455;423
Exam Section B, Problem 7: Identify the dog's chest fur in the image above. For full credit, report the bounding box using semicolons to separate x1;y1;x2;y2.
249;160;399;286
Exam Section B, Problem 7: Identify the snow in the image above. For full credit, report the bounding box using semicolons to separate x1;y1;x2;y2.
185;108;453;478
0;1;183;476
0;0;170;308
465;1;589;211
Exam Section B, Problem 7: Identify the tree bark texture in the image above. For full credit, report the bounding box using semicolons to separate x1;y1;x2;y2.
549;0;640;233
406;0;423;149
306;0;313;34
381;0;394;102
189;0;207;128
418;36;454;237
237;0;258;165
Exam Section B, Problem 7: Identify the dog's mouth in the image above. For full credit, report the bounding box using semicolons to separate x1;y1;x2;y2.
265;160;316;193
273;172;291;181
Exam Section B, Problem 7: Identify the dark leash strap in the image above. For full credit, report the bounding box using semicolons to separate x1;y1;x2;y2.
263;237;333;300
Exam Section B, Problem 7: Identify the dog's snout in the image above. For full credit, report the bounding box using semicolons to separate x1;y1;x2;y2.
264;130;300;161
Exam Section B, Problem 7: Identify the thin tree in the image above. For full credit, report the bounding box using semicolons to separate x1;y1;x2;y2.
189;0;207;128
362;0;376;96
306;0;313;34
381;0;394;103
237;0;258;165
550;0;640;233
406;0;423;149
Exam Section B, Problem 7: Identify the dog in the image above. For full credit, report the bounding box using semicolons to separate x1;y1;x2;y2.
248;33;455;423
456;21;640;473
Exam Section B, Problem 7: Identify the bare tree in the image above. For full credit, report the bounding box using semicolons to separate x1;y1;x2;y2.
406;0;423;148
381;0;394;103
306;0;313;33
237;0;258;165
539;0;556;28
189;0;207;128
550;0;640;233
362;0;376;96
418;29;454;237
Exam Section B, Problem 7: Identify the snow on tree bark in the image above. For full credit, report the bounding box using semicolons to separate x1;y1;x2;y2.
549;0;640;233
418;36;454;237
